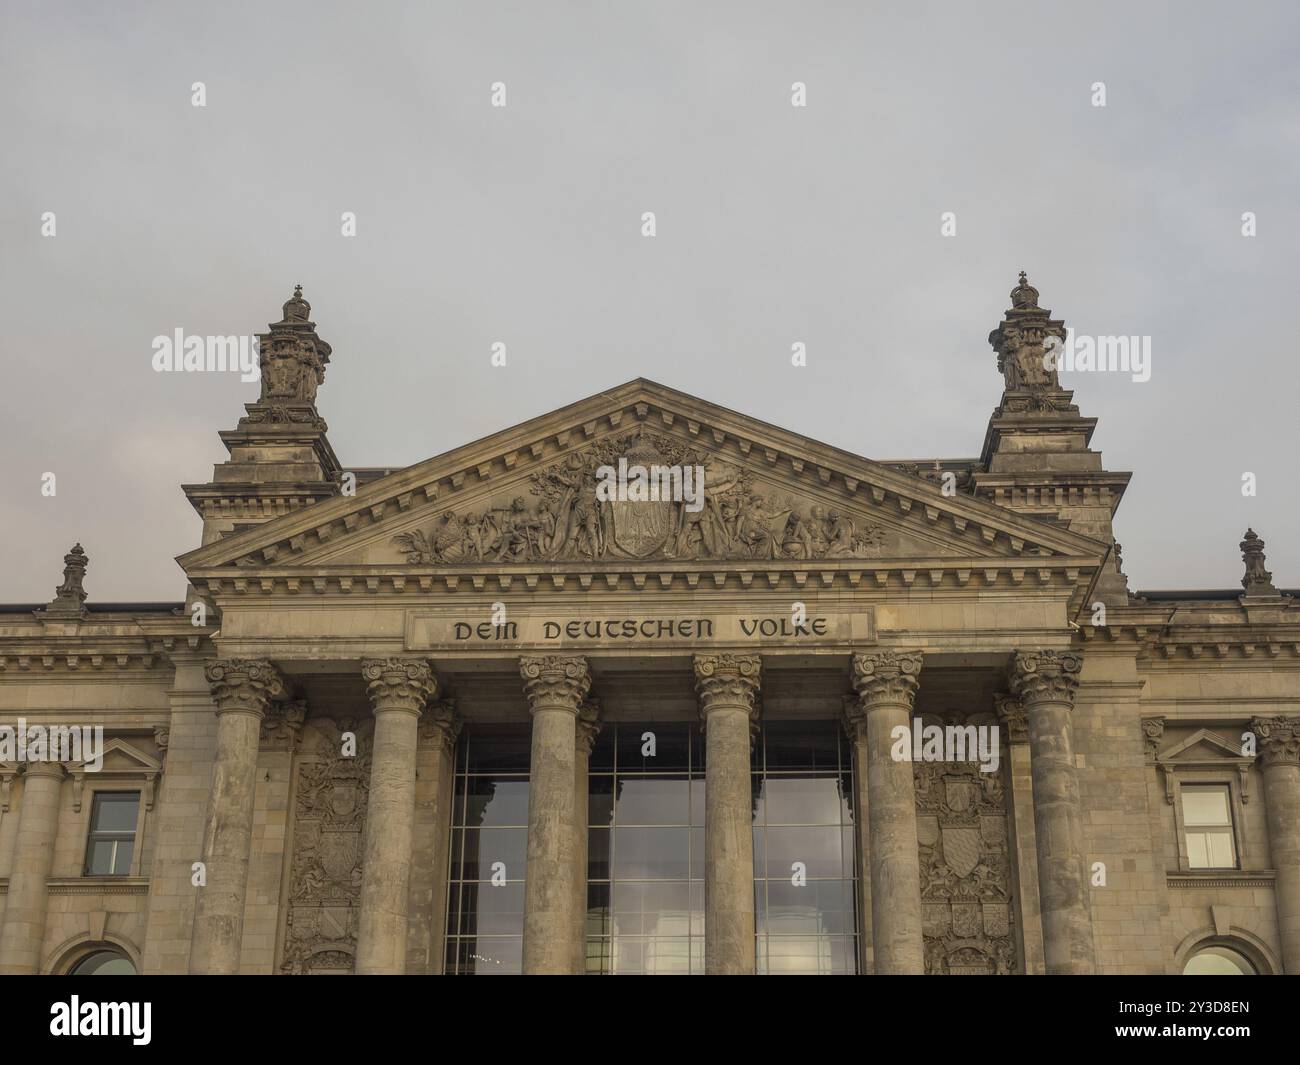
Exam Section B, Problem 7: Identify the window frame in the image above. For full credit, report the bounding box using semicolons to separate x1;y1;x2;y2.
1171;774;1246;873
82;789;144;878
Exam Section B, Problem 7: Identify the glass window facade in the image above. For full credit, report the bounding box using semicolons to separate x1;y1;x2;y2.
444;724;532;974
752;721;858;974
83;792;140;876
446;717;858;975
586;722;705;974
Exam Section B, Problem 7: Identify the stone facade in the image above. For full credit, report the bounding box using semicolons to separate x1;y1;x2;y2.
1;278;1296;975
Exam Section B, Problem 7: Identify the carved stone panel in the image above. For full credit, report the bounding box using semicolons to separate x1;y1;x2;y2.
280;716;373;974
391;428;890;564
915;758;1016;975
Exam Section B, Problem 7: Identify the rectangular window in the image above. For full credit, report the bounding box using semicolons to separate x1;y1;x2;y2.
1183;784;1237;869
753;721;859;974
445;724;530;975
585;723;705;974
83;792;140;876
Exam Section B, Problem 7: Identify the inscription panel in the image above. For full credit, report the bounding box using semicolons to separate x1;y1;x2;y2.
406;609;875;652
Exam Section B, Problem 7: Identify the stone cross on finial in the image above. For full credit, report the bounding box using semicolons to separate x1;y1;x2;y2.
1240;528;1277;595
1010;270;1039;310
47;543;89;615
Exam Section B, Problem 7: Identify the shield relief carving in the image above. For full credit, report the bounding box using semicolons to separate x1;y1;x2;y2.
914;755;1017;975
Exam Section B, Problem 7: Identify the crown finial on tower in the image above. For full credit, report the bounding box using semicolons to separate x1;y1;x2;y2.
987;269;1067;403
281;284;311;324
1010;270;1039;310
249;283;331;415
1240;528;1277;596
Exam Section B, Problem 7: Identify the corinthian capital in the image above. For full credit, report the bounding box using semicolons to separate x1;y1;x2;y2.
520;655;591;713
842;693;867;744
362;657;437;715
205;659;288;716
994;693;1029;745
694;654;761;721
577;698;603;755
850;650;923;711
1007;650;1081;709
260;699;307;749
419;698;462;751
1250;716;1300;767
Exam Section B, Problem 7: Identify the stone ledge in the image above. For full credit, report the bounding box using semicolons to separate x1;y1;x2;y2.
0;877;150;896
1167;872;1275;889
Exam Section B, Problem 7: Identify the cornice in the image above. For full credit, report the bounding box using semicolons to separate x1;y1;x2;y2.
188;557;1096;601
0;651;167;674
0;632;218;673
1076;617;1300;663
972;470;1133;517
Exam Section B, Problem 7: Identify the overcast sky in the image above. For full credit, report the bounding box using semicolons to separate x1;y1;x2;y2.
1;0;1297;601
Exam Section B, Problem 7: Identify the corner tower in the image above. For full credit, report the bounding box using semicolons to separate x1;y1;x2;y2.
182;286;344;548
973;272;1132;604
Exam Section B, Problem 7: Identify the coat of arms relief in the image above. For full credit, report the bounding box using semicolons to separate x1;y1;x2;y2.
280;717;373;974
915;740;1017;975
392;428;889;564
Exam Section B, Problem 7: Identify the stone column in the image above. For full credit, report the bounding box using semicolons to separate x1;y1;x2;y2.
407;698;460;974
520;655;591;974
1008;650;1095;975
850;650;925;975
1250;716;1300;974
190;659;286;974
994;693;1045;974
0;762;65;974
694;653;761;975
356;656;436;975
572;698;601;974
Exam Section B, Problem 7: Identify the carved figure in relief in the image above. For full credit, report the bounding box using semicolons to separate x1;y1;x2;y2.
825;511;857;557
391;428;890;565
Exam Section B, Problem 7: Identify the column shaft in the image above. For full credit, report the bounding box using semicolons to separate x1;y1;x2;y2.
851;650;925;974
695;653;761;975
0;764;65;974
520;655;590;975
1009;650;1095;975
356;657;436;975
190;659;285;974
1251;717;1300;974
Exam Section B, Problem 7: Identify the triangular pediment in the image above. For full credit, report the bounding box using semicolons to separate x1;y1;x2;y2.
68;737;162;777
1157;728;1249;763
179;380;1106;584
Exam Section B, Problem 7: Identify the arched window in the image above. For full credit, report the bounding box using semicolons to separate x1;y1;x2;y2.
1182;944;1256;975
68;949;137;975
